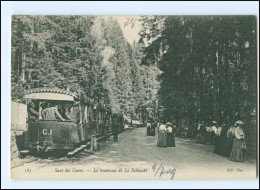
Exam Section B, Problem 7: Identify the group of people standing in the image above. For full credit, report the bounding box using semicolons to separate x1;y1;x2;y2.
197;119;247;162
156;122;176;148
146;119;247;162
213;120;247;162
197;120;220;145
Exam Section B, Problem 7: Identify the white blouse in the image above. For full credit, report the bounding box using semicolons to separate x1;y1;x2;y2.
167;126;173;133
211;126;218;134
227;127;235;138
159;124;167;131
217;127;222;136
234;127;245;139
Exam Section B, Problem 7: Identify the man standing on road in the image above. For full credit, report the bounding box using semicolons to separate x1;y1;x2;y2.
198;121;206;143
112;114;119;142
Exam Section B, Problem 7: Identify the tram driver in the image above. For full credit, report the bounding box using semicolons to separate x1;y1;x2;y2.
64;104;74;121
27;100;40;120
63;102;80;123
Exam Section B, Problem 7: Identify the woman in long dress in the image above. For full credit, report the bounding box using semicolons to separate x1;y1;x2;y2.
146;122;151;136
210;121;218;145
157;124;167;147
150;122;156;136
218;124;230;156
230;121;246;162
205;126;212;144
224;125;235;157
166;126;176;147
214;124;224;155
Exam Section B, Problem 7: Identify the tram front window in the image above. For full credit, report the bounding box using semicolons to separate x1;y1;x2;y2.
27;100;78;122
41;102;65;121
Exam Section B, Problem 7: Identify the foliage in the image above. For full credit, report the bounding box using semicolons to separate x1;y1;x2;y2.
140;16;257;125
11;16;161;118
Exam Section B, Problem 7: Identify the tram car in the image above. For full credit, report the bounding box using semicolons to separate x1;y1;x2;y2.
24;88;123;154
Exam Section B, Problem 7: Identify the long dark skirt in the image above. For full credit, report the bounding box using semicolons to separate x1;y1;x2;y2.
147;126;155;136
214;134;228;155
150;125;156;136
157;131;167;147
224;137;234;157
210;133;217;145
166;132;176;147
147;126;151;135
204;132;211;144
213;136;222;154
230;138;245;162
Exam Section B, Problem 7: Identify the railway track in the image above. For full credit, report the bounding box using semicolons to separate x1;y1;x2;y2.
11;158;38;169
11;133;113;170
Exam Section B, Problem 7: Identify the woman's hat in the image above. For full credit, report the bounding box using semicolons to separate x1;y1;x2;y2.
250;109;256;116
166;122;172;126
235;120;244;125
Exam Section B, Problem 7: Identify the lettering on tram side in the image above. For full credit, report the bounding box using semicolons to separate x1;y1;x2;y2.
42;129;52;136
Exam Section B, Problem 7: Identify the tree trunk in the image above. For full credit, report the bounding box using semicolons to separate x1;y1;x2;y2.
19;50;26;82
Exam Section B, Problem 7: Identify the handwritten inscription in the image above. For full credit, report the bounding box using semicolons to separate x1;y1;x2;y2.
152;163;176;180
124;18;136;28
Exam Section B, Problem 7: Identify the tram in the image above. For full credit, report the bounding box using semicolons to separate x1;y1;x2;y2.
24;88;123;154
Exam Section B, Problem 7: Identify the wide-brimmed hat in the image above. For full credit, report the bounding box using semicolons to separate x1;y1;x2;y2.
212;120;217;124
235;120;244;126
166;122;172;126
250;109;256;116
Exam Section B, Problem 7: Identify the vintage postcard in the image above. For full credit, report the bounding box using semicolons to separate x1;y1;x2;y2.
10;15;258;180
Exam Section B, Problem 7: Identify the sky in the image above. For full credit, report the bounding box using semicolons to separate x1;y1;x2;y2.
113;16;142;44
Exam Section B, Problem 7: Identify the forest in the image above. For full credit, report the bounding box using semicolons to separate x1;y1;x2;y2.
11;15;257;127
139;16;257;127
11;16;161;120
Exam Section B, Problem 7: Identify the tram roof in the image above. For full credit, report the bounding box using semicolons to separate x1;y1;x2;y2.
24;88;94;104
24;88;78;101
